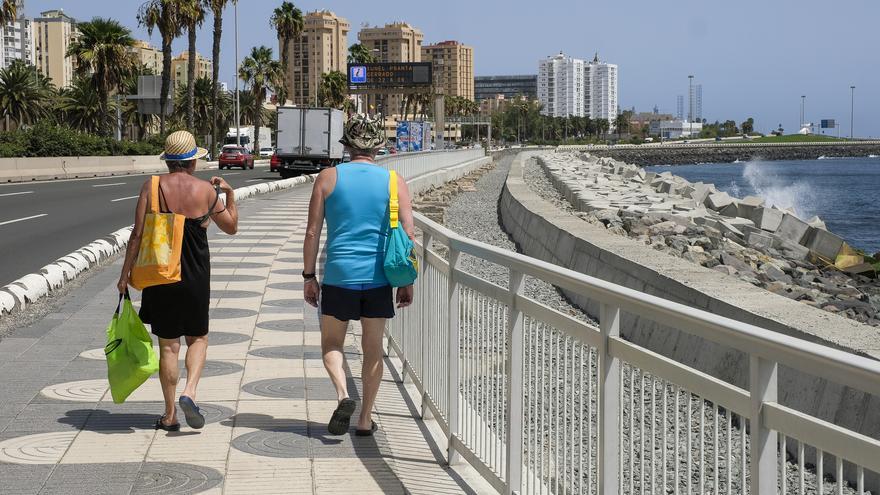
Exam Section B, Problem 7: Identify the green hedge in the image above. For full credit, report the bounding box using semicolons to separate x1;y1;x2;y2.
0;122;165;158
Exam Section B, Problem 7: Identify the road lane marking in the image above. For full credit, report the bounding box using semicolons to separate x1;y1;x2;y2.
91;182;126;188
0;191;34;197
222;173;240;176
111;195;140;202
0;213;47;226
245;178;267;182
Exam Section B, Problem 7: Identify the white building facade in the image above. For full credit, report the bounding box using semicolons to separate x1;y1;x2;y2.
0;15;34;69
538;53;585;117
649;119;703;139
584;55;617;121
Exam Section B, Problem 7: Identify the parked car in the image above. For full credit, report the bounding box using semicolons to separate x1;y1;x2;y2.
270;152;281;172
259;146;274;157
219;146;254;170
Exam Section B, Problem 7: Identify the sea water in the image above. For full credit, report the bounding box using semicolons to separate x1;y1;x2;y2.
647;157;880;254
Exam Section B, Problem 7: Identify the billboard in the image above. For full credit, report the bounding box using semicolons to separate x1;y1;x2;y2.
396;121;432;152
820;119;836;129
348;63;433;89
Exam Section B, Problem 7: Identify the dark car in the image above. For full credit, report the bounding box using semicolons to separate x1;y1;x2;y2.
219;146;254;170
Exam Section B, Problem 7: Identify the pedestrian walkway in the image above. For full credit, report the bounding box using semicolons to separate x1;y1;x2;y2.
0;185;488;494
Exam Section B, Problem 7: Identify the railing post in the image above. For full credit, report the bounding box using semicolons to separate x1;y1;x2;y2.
598;303;621;495
749;354;778;495
446;247;461;465
505;270;525;494
420;232;434;420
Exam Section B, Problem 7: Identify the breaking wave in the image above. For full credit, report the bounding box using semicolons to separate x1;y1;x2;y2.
739;159;815;217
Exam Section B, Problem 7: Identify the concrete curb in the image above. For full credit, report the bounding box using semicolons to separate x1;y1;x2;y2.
1;157;269;183
0;174;314;318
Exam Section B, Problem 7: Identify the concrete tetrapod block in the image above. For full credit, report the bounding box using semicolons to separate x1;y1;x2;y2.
806;216;827;230
772;238;811;261
737;195;765;219
776;213;811;244
803;227;845;261
750;207;784;232
705;192;734;212
719;202;740;218
746;230;775;251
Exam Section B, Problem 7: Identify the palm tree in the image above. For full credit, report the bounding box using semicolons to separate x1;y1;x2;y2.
208;0;229;157
270;1;303;105
178;0;206;131
318;70;347;109
138;0;182;135
173;76;222;138
0;61;53;130
66;17;137;135
0;0;17;25
347;43;375;64
237;89;256;125
57;77;117;134
239;45;282;154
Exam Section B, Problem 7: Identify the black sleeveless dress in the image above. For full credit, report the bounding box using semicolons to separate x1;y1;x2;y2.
139;185;218;340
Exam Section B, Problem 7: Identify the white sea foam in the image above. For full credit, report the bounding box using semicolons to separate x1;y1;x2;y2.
740;160;815;217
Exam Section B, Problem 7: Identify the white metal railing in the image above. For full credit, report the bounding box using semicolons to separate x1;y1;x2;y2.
377;148;485;179
385;210;880;495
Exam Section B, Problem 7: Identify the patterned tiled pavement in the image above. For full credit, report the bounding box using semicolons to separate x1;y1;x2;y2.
0;185;488;494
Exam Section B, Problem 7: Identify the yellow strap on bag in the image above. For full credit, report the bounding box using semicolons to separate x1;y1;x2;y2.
389;170;399;229
130;176;186;290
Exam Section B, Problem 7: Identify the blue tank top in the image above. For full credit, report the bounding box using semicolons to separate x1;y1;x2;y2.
322;162;391;286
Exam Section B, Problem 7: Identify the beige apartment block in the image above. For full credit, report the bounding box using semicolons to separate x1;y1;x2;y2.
130;40;162;75
282;10;349;107
33;9;77;88
171;50;212;90
421;40;474;101
358;22;424;117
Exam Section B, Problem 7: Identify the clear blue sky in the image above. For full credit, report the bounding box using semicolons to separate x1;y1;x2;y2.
27;0;880;137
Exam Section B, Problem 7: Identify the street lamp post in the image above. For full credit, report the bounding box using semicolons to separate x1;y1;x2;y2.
800;95;806;132
234;0;241;147
850;85;855;139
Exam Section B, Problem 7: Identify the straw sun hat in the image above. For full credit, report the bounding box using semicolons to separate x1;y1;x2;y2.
159;130;209;161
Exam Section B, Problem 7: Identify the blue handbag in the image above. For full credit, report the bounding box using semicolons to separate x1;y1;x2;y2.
383;171;419;287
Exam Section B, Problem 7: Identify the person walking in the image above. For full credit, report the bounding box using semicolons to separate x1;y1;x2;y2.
117;130;239;431
303;115;415;436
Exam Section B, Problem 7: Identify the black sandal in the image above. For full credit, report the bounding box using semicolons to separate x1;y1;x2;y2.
155;415;180;432
327;398;357;435
355;420;378;437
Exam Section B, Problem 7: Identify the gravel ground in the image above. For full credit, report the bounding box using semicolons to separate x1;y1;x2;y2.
414;153;868;494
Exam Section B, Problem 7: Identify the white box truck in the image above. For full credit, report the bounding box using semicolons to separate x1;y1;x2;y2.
225;126;272;154
275;106;344;179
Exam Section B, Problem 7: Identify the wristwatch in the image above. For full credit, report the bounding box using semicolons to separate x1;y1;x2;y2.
302;271;316;280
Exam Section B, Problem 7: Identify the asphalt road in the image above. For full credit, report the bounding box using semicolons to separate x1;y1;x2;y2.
0;164;283;286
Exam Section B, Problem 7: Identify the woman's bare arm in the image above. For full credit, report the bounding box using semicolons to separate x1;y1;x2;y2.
117;180;150;292
210;177;238;235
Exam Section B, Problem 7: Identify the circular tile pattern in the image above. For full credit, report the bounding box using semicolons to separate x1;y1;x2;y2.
178;402;235;425
212;290;263;299
210;307;258;319
255;319;299;332
206;331;251;346
262;299;303;309
210;252;275;258
210;274;265;282
274;258;304;264
230;429;309;458
132;462;223;494
240;377;303;399
248;345;323;360
40;379;108;402
211;262;270;269
266;282;304;291
269;269;305;276
79;347;107;360
180;360;242;379
0;431;78;464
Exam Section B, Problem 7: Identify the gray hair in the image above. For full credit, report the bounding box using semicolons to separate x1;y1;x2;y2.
166;159;196;172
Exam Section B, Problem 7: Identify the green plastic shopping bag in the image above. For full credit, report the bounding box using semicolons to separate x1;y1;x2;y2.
105;292;159;403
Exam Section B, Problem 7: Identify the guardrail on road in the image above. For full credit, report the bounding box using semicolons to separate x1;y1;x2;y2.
386;203;880;494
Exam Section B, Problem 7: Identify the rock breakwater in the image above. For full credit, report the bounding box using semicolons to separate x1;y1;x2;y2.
584;142;880;166
538;151;880;327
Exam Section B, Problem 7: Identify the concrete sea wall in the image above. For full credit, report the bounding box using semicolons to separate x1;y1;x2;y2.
499;150;880;488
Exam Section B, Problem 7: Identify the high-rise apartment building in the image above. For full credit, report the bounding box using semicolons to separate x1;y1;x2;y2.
538;53;585;117
33;9;77;88
676;95;684;120
130;40;162;75
421;40;473;100
358;22;424;116
694;84;702;121
282;10;349;106
0;1;34;69
584;54;618;121
171;50;212;90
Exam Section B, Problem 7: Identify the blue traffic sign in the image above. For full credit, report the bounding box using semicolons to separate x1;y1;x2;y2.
350;65;367;84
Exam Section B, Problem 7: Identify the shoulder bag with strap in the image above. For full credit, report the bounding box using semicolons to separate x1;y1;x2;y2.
383;170;419;287
130;176;186;290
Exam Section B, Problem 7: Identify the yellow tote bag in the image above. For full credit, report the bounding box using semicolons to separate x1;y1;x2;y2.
130;176;185;290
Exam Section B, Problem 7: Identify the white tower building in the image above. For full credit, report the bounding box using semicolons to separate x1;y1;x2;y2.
584;53;618;122
0;1;34;69
538;52;585;117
